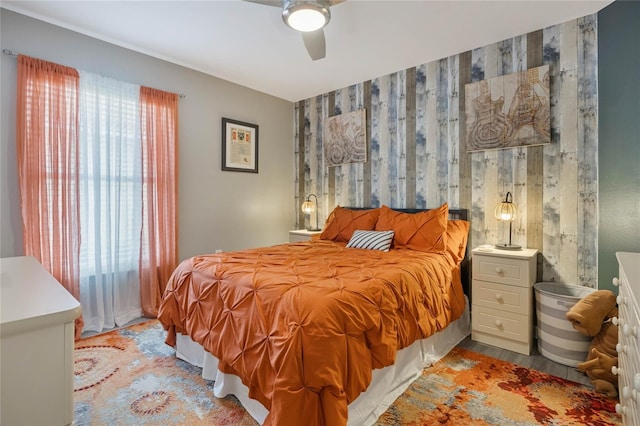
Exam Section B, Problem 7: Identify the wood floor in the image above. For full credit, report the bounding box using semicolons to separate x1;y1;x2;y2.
457;336;593;387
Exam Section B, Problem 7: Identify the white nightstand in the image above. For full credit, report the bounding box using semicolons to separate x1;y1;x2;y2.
289;229;322;243
471;247;538;355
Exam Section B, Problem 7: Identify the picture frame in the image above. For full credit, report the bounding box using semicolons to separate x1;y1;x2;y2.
323;109;367;167
465;65;550;152
222;117;259;173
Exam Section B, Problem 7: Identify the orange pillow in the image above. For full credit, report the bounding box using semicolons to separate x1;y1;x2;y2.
375;203;449;253
446;219;470;264
319;207;380;242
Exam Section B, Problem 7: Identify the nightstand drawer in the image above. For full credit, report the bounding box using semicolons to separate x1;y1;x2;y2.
289;230;321;243
290;233;312;243
472;279;531;315
472;305;531;343
473;255;535;288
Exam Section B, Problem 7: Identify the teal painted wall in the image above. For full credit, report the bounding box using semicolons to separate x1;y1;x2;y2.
598;0;640;291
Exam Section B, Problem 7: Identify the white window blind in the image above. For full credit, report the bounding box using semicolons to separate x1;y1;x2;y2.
78;71;143;332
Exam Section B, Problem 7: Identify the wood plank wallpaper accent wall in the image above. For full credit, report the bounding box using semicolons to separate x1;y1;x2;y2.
295;14;599;287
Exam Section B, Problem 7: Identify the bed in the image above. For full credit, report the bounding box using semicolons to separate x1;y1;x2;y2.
158;203;471;426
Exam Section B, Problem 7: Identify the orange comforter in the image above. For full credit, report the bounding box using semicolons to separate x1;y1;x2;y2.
158;240;465;426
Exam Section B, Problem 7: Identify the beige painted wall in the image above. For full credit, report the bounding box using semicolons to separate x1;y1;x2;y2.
0;9;295;261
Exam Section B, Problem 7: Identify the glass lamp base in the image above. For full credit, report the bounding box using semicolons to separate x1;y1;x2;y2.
494;243;522;250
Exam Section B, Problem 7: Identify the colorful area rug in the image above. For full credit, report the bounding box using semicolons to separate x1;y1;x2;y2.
74;320;621;425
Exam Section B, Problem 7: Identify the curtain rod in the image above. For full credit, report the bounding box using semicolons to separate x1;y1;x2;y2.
2;48;186;99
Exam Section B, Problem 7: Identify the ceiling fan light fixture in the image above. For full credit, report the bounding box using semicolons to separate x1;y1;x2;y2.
282;0;331;32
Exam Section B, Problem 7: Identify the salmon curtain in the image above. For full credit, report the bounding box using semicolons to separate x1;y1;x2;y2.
16;55;85;339
139;87;179;317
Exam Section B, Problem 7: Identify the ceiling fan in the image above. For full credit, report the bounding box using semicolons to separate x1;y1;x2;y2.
244;0;344;61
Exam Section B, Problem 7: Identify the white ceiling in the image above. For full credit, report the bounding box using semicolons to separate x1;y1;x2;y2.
2;0;613;102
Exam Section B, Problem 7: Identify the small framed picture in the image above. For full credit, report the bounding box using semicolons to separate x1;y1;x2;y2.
222;118;258;173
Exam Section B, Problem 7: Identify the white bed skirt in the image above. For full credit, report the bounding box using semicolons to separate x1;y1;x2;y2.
175;297;470;426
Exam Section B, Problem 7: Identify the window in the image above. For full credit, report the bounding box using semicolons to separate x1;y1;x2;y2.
77;72;143;331
17;56;178;337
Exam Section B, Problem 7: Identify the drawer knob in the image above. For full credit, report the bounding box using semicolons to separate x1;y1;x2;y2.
615;403;626;415
612;317;620;326
616;295;626;306
495;267;504;275
634;373;640;392
616;343;626;354
622;386;631;400
612;277;620;287
612;366;620;376
494;320;503;328
495;293;503;302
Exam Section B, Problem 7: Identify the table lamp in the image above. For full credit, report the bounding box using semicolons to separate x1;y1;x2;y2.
494;191;521;250
301;193;321;231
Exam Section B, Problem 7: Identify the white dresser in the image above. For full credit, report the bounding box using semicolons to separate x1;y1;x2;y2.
471;247;538;355
0;256;82;426
614;252;640;425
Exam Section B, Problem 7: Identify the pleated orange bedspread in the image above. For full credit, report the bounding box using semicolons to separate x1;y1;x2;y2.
157;240;465;426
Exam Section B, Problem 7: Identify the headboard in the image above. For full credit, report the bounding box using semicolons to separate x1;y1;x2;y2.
344;206;470;296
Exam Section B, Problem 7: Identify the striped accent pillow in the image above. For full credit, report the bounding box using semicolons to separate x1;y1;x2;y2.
346;230;395;252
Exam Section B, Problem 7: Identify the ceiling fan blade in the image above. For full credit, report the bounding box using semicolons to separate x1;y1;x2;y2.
242;0;281;7
244;0;343;6
302;29;326;61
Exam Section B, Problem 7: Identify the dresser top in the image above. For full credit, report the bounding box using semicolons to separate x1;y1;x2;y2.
0;256;81;334
472;247;538;260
